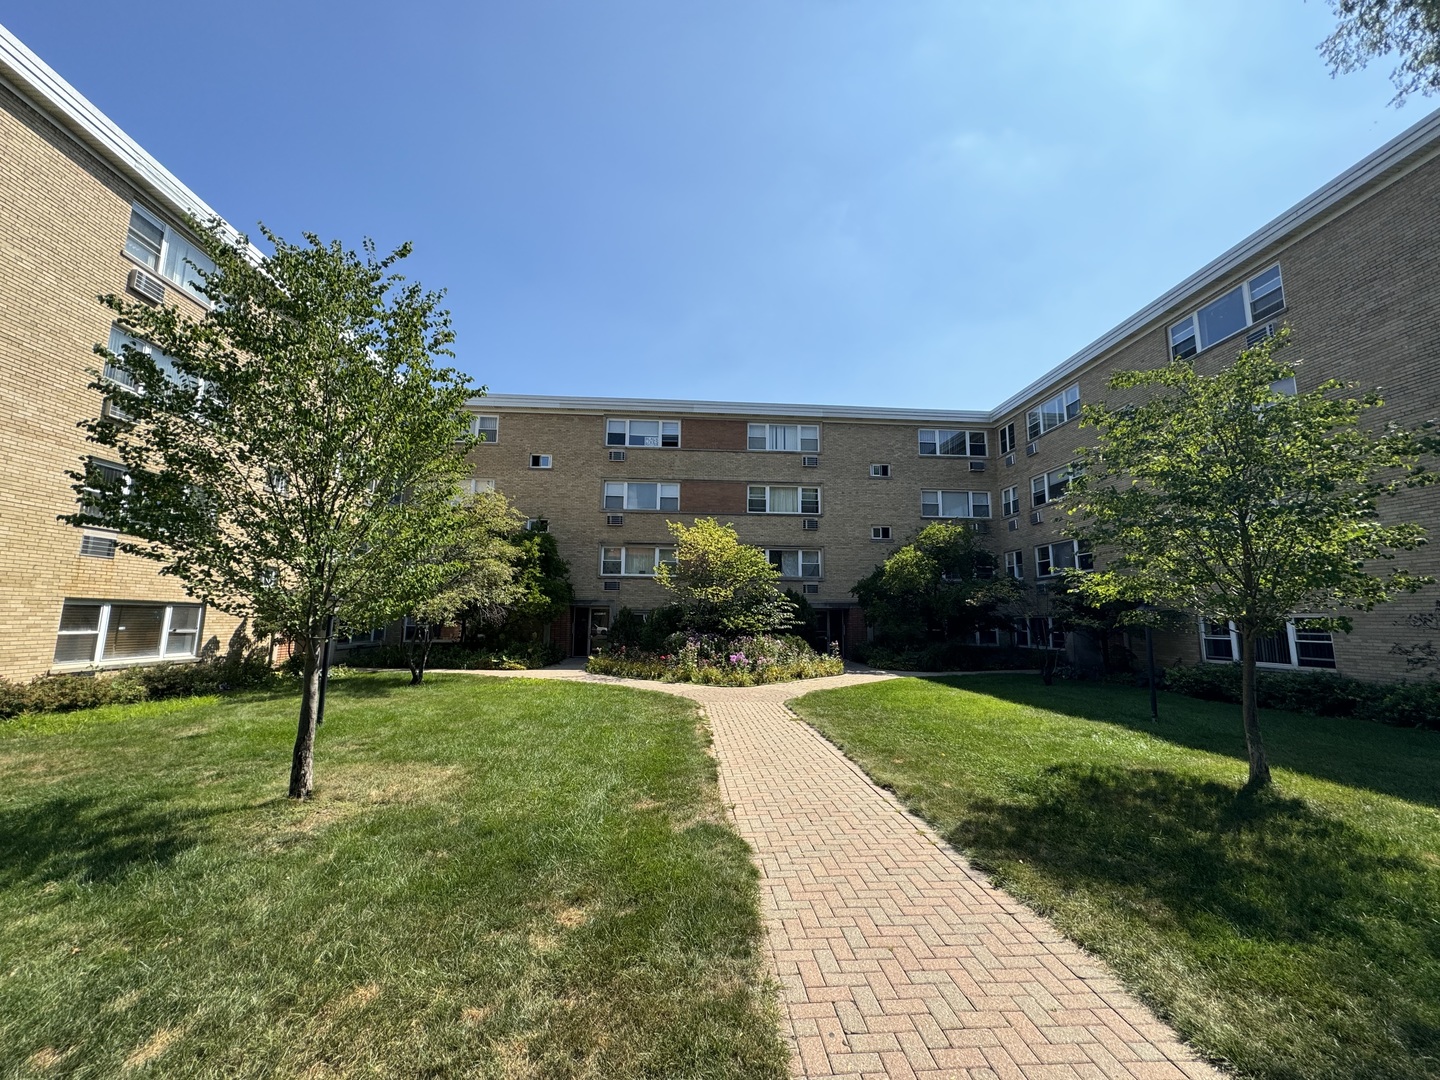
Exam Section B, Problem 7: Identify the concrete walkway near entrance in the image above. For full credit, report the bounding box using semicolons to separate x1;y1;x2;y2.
442;663;1224;1079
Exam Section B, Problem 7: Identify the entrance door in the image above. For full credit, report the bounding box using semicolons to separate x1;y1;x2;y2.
824;608;848;658
571;606;612;656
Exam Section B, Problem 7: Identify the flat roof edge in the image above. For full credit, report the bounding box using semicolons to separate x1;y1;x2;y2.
467;393;990;423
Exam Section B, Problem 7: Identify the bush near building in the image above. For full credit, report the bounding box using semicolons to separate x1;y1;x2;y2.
588;632;842;685
1162;663;1440;730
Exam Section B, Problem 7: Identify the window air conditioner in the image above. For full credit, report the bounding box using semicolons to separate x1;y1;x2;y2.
128;268;166;304
1030;511;1043;525
101;397;135;423
603;580;621;591
1026;442;1039;456
606;514;624;526
1007;518;1019;532
1004;453;1016;467
968;460;985;472
802;455;819;468
802;583;819;594
801;518;819;531
608;449;626;462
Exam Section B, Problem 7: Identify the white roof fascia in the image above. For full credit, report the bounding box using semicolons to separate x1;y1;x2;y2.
990;105;1440;422
0;21;248;251
467;393;990;425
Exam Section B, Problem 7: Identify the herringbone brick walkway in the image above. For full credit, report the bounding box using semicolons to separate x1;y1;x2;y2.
449;666;1225;1079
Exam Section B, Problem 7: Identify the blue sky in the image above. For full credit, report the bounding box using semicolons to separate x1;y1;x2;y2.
7;3;1428;409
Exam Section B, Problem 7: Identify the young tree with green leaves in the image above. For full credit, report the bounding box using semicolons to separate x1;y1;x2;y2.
485;526;574;644
403;491;526;685
69;223;477;798
1065;331;1437;787
1321;0;1440;104
653;517;798;634
851;522;1019;646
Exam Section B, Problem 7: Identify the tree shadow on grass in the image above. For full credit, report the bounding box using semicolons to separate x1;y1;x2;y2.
0;794;227;887
949;765;1440;1078
934;676;1440;808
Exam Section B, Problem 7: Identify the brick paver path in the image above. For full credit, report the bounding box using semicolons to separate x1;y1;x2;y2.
446;665;1225;1079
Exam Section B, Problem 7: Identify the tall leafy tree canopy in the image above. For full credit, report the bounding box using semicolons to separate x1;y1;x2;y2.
852;522;1019;645
1321;0;1440;103
1065;331;1437;786
72;223;477;797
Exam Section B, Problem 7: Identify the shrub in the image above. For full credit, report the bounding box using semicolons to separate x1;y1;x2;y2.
1162;662;1438;730
0;651;279;721
851;640;1047;672
587;633;843;685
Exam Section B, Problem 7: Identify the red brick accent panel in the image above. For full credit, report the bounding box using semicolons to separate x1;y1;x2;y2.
681;479;750;514
682;418;748;451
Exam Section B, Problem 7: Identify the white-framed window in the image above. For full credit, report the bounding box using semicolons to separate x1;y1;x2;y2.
920;490;991;519
1170;266;1285;360
53;599;203;667
471;415;499;443
1199;618;1336;669
335;627;385;647
998;423;1016;455
918;428;987;457
124;205;216;300
766;549;822;579
1035;540;1093;578
748;485;820;514
870;463;891;478
1002;486;1019;517
78;458;130;521
1030;465;1075;508
604;481;679;511
464;478;496;494
1026;385;1080;441
1004;550;1023;580
104;326;198;398
871;525;892;541
607;418;680;448
973;627;1001;646
748;423;819;452
1012;620;1032;648
600;545;677;577
1271;376;1297;396
529;454;552;469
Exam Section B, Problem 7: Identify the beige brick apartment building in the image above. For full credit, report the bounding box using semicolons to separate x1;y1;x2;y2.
468;106;1440;678
0;27;243;681
1;21;1437;683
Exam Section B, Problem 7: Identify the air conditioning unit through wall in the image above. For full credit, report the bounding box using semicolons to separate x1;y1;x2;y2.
1030;510;1044;525
802;583;819;594
606;514;624;526
1026;442;1039;456
802;455;819;468
1004;453;1016;467
603;580;621;592
101;397;135;423
608;449;626;462
968;460;985;472
1007;518;1019;531
801;518;819;531
128;268;166;304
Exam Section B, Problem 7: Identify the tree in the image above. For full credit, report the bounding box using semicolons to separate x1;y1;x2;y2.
70;223;476;798
403;491;526;685
653;517;797;634
851;523;1020;646
1321;0;1440;104
1065;331;1437;787
482;526;573;644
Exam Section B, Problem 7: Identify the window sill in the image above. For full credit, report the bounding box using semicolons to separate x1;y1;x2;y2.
51;654;200;674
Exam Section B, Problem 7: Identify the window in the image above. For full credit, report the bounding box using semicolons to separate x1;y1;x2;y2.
766;549;822;579
604;481;679;511
1002;486;1019;517
871;525;892;541
1170;265;1285;359
1199;618;1336;669
79;459;129;521
464;478;496;495
748;485;820;514
472;415;499;443
1270;376;1297;396
1012;617;1065;649
124;206;216;300
104;326;195;397
998;423;1016;455
870;463;891;478
1004;550;1023;580
1035;540;1093;577
335;627;384;647
973;627;1000;646
607;418;680;448
1026;386;1080;440
53;599;203;667
600;546;676;576
529;454;552;469
748;423;819;452
1012;620;1031;648
1030;465;1075;507
918;428;987;457
920;490;990;519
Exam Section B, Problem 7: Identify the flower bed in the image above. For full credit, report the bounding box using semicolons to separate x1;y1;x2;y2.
587;633;844;685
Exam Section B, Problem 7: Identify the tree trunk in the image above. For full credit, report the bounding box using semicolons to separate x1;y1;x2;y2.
409;626;433;685
289;647;323;799
1239;627;1272;789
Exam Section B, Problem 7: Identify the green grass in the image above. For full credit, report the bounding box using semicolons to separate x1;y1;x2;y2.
790;675;1440;1080
0;673;787;1079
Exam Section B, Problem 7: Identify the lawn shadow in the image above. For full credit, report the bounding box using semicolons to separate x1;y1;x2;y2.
934;675;1440;809
0;794;230;887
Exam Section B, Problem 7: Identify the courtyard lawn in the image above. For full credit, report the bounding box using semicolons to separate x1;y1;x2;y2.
0;673;787;1080
791;675;1440;1080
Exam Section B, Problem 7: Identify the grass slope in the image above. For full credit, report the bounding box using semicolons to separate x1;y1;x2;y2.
0;673;787;1080
791;675;1440;1080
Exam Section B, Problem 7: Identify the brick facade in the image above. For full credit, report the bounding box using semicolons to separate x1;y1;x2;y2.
0;72;244;681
